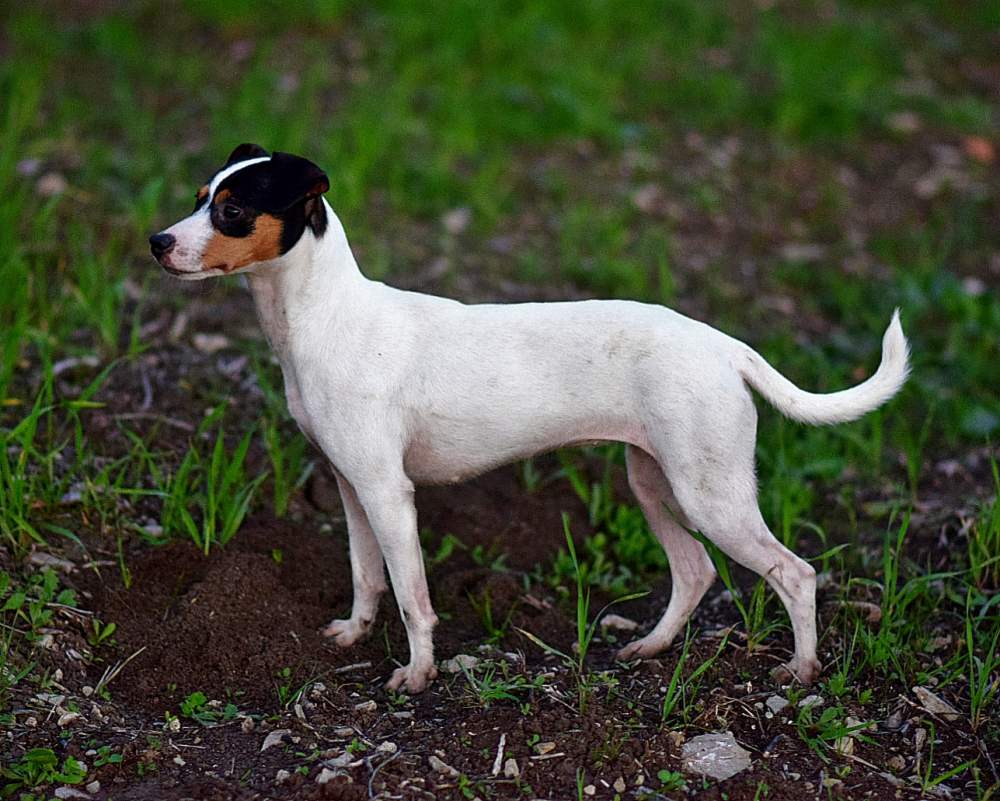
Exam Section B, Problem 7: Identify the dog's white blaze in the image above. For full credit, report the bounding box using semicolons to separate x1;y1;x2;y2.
208;156;270;196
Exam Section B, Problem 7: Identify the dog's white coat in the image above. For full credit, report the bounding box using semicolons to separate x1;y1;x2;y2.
158;157;910;693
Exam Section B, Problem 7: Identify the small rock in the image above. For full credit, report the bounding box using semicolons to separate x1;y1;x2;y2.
632;183;664;215
962;277;986;298
534;741;556;755
913;686;961;721
82;686;94;697
354;699;377;713
441;654;480;673
765;696;789;714
86;781;100;794
887;754;906;772
166;715;181;733
192;333;231;354
54;788;89;800
325;752;355;768
798;694;824;709
391;710;413;720
503;758;520;779
600;613;639;632
241;716;255;733
28;552;76;572
884;708;905;731
915;727;928;752
261;729;291;753
780;243;826;263
57;711;81;727
173;755;185;766
37;172;68;197
316;767;339;784
275;769;291;784
583;785;596;796
17;158;41;176
845;715;872;732
887;111;921;134
613;777;626;793
680;731;752;781
334;726;355;737
24;716;38;728
442;207;471;236
879;770;906;788
376;741;398;754
429;755;459;777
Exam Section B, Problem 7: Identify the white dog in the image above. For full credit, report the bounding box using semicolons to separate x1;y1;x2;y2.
150;145;909;693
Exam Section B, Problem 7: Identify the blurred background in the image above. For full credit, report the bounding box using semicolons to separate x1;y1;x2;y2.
2;1;997;433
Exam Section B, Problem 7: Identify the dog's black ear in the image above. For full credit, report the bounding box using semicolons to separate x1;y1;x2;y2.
267;152;330;211
226;143;270;166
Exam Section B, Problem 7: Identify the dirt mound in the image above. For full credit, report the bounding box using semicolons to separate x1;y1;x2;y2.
88;523;381;710
86;469;609;713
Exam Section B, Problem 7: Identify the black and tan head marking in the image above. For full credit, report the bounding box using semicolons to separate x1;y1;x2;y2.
151;144;330;278
200;144;330;273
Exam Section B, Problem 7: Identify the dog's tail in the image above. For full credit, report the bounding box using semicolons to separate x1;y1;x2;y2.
738;310;910;426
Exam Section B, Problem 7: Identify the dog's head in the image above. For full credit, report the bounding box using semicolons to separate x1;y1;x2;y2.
149;144;329;279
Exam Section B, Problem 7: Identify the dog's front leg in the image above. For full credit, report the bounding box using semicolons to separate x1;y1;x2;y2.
322;472;387;647
353;473;438;693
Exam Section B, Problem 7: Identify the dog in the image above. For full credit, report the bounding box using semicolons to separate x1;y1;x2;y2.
150;144;909;693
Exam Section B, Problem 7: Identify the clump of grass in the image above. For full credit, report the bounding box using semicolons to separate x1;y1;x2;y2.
520;514;644;711
660;625;730;724
178;691;239;727
964;589;1000;733
262;418;313;519
468;588;518;645
147;407;267;555
459;659;544;709
548;450;666;595
0;569;80;715
968;456;1000;590
1;748;86;797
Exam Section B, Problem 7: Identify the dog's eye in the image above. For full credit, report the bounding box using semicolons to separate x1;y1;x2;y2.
222;204;242;220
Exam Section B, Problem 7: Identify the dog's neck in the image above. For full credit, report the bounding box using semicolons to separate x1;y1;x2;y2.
245;200;364;360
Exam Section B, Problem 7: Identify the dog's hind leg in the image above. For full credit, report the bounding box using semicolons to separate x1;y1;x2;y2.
322;472;388;647
660;445;821;685
616;445;717;660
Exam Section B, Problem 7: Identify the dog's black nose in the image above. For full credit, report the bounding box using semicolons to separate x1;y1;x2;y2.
149;232;176;259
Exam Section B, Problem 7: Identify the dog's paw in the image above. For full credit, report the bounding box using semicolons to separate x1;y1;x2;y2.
616;635;665;662
385;662;438;694
321;617;371;648
771;657;822;686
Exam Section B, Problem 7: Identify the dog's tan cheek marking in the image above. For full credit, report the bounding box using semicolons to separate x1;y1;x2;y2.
201;214;284;272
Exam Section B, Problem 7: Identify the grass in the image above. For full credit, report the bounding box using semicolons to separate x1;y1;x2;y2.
520;514;645;711
0;0;998;795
